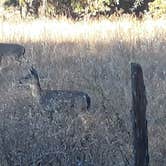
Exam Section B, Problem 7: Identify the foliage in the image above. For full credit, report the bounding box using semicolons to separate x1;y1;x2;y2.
149;0;166;17
2;0;161;19
72;0;110;13
3;0;18;7
47;0;111;18
42;0;156;18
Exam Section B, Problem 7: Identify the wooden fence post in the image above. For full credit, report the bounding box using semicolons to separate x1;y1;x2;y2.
131;63;149;166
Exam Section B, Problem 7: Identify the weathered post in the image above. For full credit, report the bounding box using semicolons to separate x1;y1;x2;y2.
131;63;149;166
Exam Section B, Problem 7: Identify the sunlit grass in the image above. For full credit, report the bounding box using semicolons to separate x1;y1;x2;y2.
0;16;166;43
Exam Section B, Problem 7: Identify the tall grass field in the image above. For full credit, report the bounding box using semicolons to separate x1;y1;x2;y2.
0;16;166;165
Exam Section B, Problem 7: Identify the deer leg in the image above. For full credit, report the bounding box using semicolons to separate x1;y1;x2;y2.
48;110;54;123
0;56;2;72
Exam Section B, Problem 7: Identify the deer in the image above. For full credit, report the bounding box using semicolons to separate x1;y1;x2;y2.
19;67;91;121
0;43;25;71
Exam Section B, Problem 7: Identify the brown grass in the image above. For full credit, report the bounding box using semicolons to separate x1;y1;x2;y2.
0;16;165;165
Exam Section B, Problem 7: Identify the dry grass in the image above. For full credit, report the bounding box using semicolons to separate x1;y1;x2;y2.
1;16;166;43
0;16;166;165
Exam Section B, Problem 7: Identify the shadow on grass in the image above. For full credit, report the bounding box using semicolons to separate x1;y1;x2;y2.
0;40;165;165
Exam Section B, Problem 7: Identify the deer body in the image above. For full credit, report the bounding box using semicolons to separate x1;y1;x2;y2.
20;67;91;121
39;90;90;112
0;43;25;70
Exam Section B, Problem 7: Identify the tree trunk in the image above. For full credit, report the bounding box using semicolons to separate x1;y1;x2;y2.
42;0;47;16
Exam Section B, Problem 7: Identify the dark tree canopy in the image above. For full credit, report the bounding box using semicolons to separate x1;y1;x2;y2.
3;0;155;19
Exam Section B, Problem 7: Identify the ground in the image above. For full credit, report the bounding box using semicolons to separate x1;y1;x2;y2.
0;16;165;165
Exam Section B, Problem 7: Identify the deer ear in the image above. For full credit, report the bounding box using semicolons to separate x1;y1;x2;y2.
29;66;38;77
30;65;36;72
29;66;33;73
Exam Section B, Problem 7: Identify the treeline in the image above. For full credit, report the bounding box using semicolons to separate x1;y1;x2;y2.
3;0;166;19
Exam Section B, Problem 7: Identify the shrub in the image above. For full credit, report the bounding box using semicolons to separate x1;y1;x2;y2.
149;0;166;17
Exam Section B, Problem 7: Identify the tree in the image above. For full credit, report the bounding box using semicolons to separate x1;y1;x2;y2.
3;0;156;19
108;0;155;17
149;0;166;17
42;0;47;16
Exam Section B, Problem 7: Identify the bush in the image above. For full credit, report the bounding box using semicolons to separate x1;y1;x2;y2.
149;0;166;17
